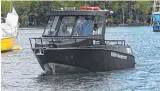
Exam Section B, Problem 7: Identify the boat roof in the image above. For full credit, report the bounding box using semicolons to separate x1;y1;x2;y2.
46;10;110;17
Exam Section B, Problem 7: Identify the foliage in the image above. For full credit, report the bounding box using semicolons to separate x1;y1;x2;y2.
19;15;29;27
1;1;11;17
1;1;153;27
107;18;114;23
127;18;133;23
113;2;120;12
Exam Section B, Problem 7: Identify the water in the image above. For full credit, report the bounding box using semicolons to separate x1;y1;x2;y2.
2;26;160;91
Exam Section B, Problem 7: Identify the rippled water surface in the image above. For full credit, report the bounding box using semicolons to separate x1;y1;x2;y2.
2;26;160;91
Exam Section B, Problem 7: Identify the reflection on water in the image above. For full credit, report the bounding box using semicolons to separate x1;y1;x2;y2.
35;69;137;91
2;26;160;91
1;51;18;56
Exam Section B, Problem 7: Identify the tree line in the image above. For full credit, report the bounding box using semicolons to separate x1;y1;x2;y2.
1;1;153;27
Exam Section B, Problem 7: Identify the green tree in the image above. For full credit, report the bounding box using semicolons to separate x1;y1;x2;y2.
1;1;154;27
1;1;12;17
134;1;152;23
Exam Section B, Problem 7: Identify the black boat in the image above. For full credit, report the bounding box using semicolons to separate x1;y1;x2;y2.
29;6;135;73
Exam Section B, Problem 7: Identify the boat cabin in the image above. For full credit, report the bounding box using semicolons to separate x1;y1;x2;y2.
153;12;160;31
29;7;125;49
42;8;110;39
152;1;160;32
153;12;160;24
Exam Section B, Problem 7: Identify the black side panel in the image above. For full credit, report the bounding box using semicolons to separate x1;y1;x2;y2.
34;48;135;72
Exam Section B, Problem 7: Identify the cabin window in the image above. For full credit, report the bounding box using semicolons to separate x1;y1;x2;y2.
93;16;103;35
74;16;93;36
153;14;160;23
43;16;59;36
58;16;76;36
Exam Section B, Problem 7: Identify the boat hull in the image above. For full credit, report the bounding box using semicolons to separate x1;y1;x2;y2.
153;30;160;32
1;37;16;52
32;45;135;73
153;25;160;32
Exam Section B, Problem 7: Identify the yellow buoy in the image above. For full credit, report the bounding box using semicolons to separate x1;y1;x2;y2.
13;45;21;50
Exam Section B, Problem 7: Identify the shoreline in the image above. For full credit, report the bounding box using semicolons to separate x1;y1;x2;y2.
106;23;151;27
19;25;152;29
106;25;152;28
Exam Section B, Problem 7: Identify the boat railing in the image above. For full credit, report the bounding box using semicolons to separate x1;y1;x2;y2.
29;37;91;48
29;37;126;49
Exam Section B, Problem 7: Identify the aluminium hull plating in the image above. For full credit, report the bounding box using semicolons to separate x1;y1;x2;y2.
32;46;135;72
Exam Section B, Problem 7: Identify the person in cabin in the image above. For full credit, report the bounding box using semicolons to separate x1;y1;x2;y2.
93;23;102;35
93;23;98;35
58;24;70;36
76;16;92;36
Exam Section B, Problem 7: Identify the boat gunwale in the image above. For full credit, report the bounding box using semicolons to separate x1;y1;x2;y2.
32;47;135;57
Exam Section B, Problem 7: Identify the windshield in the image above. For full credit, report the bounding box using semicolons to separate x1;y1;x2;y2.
58;16;75;36
93;16;103;35
43;16;59;36
43;16;98;37
153;14;160;22
73;16;93;36
43;16;75;36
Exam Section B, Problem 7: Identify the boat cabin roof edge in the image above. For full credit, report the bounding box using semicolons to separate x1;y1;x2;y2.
46;10;110;17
